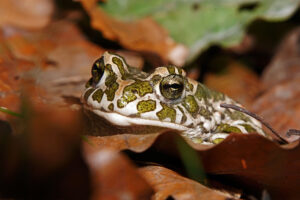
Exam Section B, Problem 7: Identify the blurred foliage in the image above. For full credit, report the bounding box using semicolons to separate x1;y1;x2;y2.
176;137;206;184
0;107;22;118
100;0;300;62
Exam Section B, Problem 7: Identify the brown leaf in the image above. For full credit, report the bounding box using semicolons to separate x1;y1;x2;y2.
204;61;261;107
104;131;300;199
0;0;54;29
0;43;35;120
199;133;300;200
251;78;300;142
139;166;236;200
87;133;161;152
80;0;188;65
0;20;105;110
35;21;104;103
83;109;172;152
262;27;300;88
84;146;153;200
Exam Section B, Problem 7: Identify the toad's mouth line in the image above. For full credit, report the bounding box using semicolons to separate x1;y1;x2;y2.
84;105;189;132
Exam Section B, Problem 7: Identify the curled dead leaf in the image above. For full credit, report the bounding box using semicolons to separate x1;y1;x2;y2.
88;129;300;199
252;78;300;142
204;61;262;107
262;27;300;88
139;166;237;200
80;0;188;65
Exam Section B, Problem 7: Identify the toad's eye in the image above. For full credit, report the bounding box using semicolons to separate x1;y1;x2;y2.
91;56;105;85
160;75;184;100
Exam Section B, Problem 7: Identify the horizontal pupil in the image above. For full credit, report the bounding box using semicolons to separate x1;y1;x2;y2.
164;83;183;90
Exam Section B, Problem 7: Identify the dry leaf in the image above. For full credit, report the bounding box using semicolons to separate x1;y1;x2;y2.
262;27;300;88
0;20;105;112
204;61;261;107
93;131;300;199
199;133;300;200
0;0;54;29
252;78;300;142
139;166;236;200
80;0;187;65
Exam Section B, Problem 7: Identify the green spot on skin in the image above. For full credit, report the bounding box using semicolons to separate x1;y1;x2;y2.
105;63;113;71
167;66;176;74
210;90;225;101
151;74;162;85
240;124;257;133
177;106;187;124
137;100;156;113
156;103;176;122
191;138;203;144
104;64;119;101
199;106;211;120
84;88;95;101
188;82;194;91
182;95;199;117
213;138;224;144
195;84;212;101
108;103;114;111
105;82;119;101
117;80;153;108
216;123;242;133
225;110;250;122
112;56;126;80
85;78;93;88
92;89;104;103
226;126;242;133
177;68;183;75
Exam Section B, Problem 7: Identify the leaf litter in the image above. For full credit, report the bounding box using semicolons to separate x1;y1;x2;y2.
0;0;300;199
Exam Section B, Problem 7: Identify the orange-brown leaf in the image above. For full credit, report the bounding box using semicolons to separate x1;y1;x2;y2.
80;0;187;65
139;166;236;200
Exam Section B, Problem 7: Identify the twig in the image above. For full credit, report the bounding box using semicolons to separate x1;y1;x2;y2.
286;129;300;137
220;103;288;144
